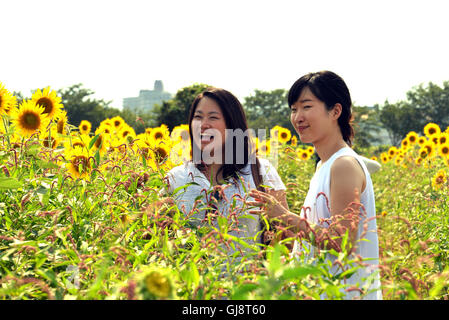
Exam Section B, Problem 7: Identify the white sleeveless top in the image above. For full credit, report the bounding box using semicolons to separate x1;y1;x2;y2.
293;147;382;300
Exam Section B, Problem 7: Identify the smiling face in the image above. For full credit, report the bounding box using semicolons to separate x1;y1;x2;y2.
191;96;227;159
290;87;340;145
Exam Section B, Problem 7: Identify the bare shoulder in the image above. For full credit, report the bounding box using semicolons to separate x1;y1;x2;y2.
332;155;359;169
331;156;365;179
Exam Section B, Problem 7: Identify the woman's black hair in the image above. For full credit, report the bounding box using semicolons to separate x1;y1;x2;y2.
188;87;253;183
287;70;355;146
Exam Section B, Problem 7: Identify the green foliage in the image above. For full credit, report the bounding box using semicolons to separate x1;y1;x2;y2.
3;133;448;300
58;84;155;134
378;100;422;146
379;81;449;145
58;84;114;129
406;81;449;129
243;89;295;133
352;105;383;149
152;83;211;130
369;151;449;299
2;80;449;300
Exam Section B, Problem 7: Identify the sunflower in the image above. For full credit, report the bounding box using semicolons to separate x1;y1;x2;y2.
438;133;449;146
431;135;439;146
135;134;152;159
400;138;409;150
249;136;260;154
270;125;282;138
438;143;449;158
0;82;17;115
420;140;436;159
66;134;90;150
31;87;63;119
65;146;93;180
55;110;68;135
394;157;403;166
415;157;423;166
170;124;190;143
152;144;171;163
40;127;60;149
370;156;378;161
150;125;170;142
145;142;174;172
91;128;109;155
297;149;311;161
291;135;298;147
431;169;447;191
98;121;113;135
406;131;419;145
100;118;112;126
10;100;50;137
257;139;271;157
110;116;125;132
380;152;389;164
418;148;428;160
118;124;137;144
271;125;291;144
99;119;113;134
417;136;427;147
306;146;315;155
388;146;398;158
79;120;92;135
423;123;441;138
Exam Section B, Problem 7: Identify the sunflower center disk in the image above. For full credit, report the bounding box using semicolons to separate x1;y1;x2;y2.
72;156;90;174
95;136;103;148
57;120;64;134
155;148;168;162
23;112;40;129
37;98;53;114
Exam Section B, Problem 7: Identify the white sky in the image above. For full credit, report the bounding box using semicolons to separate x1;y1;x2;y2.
1;0;449;110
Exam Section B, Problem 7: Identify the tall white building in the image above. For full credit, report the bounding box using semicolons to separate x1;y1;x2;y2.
123;80;172;114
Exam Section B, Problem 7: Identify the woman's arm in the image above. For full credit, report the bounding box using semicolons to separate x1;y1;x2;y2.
248;168;363;254
327;156;366;251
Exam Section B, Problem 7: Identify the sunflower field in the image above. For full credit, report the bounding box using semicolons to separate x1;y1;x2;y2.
0;82;448;300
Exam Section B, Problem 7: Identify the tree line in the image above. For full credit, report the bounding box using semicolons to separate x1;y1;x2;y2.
13;80;449;148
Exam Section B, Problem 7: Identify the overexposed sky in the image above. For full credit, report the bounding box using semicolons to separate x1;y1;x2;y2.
1;0;449;109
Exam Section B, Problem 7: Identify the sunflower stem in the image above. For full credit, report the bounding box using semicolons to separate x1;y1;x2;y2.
1;115;11;150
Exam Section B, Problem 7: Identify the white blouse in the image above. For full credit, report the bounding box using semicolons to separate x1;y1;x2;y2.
166;158;286;253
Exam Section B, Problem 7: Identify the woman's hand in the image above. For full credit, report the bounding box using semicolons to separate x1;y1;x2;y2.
143;197;176;217
247;189;289;220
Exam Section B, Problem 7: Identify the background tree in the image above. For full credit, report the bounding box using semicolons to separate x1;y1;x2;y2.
243;89;295;134
58;83;155;134
11;91;25;106
378;100;422;146
58;84;114;130
405;81;449;130
352;105;383;149
152;83;211;130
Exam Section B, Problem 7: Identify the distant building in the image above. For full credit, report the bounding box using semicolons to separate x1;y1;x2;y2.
123;80;172;114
